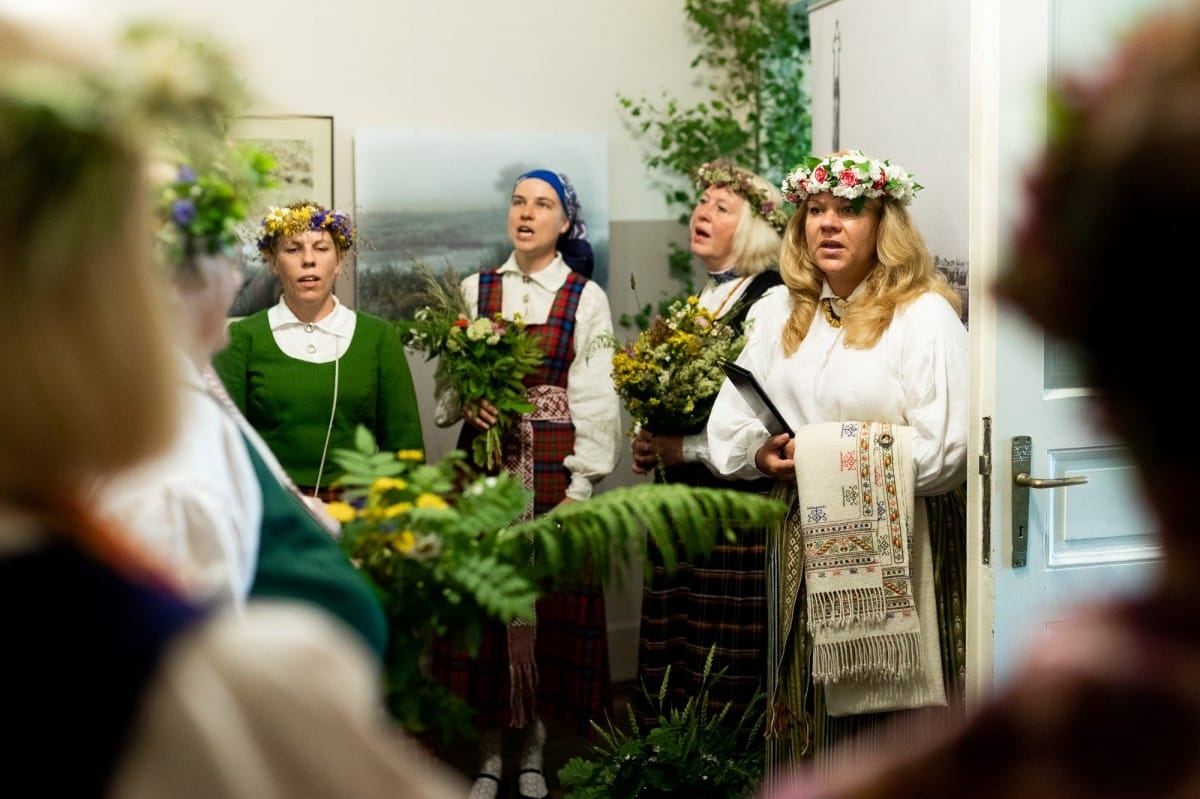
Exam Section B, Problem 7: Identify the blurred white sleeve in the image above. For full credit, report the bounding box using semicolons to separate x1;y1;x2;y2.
109;602;467;799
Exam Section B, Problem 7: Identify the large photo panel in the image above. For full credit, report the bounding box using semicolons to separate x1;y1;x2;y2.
354;128;609;321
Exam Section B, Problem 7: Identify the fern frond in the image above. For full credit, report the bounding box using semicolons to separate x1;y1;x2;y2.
502;483;787;584
450;472;531;542
452;555;539;622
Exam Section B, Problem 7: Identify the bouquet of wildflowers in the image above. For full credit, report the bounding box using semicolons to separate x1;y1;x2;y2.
328;426;789;743
397;262;545;471
609;296;747;435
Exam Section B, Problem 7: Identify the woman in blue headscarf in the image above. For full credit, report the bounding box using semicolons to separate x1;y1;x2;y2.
430;169;621;799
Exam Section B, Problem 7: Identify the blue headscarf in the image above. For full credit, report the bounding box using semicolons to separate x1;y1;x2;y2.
513;169;593;278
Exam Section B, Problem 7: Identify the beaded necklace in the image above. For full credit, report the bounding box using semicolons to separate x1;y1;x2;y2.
822;297;844;328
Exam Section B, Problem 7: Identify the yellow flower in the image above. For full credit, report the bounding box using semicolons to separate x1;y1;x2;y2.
415;493;448;509
372;476;409;493
396;449;425;462
324;501;358;523
390;530;416;553
383;501;414;519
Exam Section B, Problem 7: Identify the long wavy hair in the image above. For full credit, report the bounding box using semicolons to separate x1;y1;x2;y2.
777;197;960;356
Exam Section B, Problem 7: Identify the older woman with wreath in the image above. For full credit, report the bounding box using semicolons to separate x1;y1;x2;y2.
631;159;789;740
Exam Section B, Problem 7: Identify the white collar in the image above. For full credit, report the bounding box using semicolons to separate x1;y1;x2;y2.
267;296;353;337
496;252;570;289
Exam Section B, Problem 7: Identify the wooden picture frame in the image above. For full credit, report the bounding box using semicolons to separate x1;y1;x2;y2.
227;114;334;316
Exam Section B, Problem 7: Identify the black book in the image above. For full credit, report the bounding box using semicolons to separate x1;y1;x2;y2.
720;360;795;438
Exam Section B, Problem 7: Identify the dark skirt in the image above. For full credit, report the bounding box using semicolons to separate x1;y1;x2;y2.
432;581;610;737
633;460;774;735
431;415;611;737
764;483;968;774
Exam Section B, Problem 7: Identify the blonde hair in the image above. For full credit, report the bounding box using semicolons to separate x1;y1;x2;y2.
778;197;961;355
729;170;786;276
0;17;244;507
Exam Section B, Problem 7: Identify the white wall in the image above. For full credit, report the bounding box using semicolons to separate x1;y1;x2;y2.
807;0;971;286
13;0;703;221
2;0;714;680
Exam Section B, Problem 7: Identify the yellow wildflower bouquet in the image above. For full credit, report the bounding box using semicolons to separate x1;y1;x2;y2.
610;296;747;435
328;426;790;743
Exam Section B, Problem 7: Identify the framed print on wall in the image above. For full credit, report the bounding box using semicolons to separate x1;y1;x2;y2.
353;127;609;322
227;114;334;316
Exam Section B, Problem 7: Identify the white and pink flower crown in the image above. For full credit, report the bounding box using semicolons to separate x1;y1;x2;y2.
781;150;921;211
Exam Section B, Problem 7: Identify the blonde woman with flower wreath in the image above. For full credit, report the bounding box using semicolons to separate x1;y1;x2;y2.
766;11;1200;798
429;168;621;799
708;150;968;777
631;159;787;743
0;15;463;799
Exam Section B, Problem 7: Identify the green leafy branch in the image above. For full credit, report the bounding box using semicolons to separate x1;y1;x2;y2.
329;427;787;743
616;0;811;328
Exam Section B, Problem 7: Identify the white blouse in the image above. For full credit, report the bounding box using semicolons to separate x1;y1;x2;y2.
267;295;357;363
95;354;262;611
680;275;787;470
707;284;968;495
433;253;621;500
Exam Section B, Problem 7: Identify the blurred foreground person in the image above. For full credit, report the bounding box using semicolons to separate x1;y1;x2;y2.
95;149;272;614
762;6;1200;798
0;16;462;798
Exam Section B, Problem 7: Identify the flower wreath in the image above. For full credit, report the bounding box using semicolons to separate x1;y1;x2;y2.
255;202;356;256
694;160;791;234
781;150;921;211
156;145;276;265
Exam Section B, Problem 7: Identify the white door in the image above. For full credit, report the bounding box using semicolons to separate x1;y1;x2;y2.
969;0;1173;696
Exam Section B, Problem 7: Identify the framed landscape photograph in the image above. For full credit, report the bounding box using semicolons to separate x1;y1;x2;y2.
353;127;609;322
227;114;334;315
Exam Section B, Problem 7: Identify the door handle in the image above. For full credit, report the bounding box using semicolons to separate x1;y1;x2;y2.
1014;472;1089;489
1011;435;1089;568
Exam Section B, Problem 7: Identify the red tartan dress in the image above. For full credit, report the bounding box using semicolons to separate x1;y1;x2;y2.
431;268;612;737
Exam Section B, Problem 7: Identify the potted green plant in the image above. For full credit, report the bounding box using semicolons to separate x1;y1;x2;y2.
558;646;767;799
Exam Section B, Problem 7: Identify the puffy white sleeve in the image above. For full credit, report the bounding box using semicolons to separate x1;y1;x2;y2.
897;293;969;495
706;288;790;481
108;602;468;799
562;280;622;499
96;391;261;612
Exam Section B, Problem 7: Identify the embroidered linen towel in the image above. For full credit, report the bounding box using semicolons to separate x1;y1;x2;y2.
795;420;945;715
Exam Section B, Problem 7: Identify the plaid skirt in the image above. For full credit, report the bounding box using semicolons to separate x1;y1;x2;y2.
633;462;773;736
431;414;611;737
